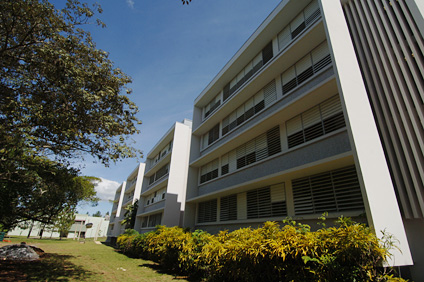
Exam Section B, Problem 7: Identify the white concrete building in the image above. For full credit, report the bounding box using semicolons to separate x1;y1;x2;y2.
106;163;146;240
7;214;109;239
107;181;126;240
183;0;423;279
134;119;192;233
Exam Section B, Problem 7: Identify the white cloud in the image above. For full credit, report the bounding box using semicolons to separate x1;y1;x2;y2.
94;177;120;201
126;0;134;9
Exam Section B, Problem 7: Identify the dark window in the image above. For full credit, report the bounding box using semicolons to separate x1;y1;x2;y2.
267;127;281;156
198;199;217;223
262;41;274;65
220;195;237;221
221;164;229;175
208;124;220;145
292;166;364;215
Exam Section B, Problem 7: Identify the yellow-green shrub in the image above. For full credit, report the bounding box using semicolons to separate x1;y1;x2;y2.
116;219;406;281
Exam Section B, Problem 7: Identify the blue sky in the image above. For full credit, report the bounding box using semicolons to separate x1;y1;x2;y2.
52;0;282;215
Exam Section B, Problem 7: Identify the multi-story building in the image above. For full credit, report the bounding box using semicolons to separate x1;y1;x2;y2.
184;0;424;279
134;119;192;233
106;181;126;242
107;164;145;241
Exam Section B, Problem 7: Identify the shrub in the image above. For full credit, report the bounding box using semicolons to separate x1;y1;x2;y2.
116;219;407;281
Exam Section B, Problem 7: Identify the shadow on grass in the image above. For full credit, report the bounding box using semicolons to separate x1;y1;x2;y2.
0;253;93;282
139;263;200;281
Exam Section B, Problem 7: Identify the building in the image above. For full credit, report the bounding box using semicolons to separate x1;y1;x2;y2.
7;214;109;239
107;181;126;241
107;163;145;241
184;0;423;279
134;119;192;233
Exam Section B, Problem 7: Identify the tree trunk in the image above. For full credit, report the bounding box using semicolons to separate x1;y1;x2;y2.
27;221;34;238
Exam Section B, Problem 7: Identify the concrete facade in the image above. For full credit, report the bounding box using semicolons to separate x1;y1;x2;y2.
8;214;109;239
183;0;423;279
106;163;145;240
134;119;192;233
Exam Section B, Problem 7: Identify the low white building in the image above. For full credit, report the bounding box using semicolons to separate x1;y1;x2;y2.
7;214;109;239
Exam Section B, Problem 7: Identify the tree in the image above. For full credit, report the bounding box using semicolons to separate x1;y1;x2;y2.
53;207;76;239
0;0;141;230
92;211;102;217
0;0;141;167
121;200;138;230
0;156;99;230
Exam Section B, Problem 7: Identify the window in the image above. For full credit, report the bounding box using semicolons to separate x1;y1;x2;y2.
222;41;273;102
292;166;364;215
149;163;169;186
246;184;286;219
281;41;331;94
141;217;148;228
152;140;173;166
146;188;166;206
204;94;221;119
198;199;217;223
202;123;220;149
286;95;345;148
278;0;321;51
222;80;276;136
200;159;219;183
221;126;281;175
220;195;237;221
148;213;162;227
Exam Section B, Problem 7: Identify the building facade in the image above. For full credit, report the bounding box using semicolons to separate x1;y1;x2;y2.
107;163;146;240
8;214;109;239
184;0;423;279
107;181;126;241
134;119;192;233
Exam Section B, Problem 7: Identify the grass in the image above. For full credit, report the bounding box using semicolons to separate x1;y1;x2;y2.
0;236;189;282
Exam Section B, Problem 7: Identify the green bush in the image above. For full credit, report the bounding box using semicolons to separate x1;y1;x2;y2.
116;219;407;281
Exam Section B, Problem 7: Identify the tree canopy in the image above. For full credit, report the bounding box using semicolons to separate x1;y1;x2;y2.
0;0;141;229
0;0;141;167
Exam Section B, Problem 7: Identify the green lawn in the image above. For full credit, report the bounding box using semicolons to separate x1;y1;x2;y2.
0;237;189;282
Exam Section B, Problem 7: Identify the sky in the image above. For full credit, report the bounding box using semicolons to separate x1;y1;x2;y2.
51;0;282;216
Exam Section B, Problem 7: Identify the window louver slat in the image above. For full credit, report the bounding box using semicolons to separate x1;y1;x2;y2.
282;41;331;95
263;80;277;107
290;13;306;38
247;185;287;219
198;199;217;223
304;0;321;26
220;195;237;221
278;25;291;51
295;55;314;85
287;95;344;148
282;66;297;93
292;166;364;215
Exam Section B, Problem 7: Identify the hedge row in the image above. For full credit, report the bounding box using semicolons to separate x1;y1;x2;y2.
116;218;406;281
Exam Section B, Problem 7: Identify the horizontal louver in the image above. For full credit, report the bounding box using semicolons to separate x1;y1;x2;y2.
282;41;332;95
200;159;219;184
292;166;364;215
235;126;281;170
149;163;169;186
286;95;345;148
198;199;217;223
222;80;276;137
304;0;321;26
220;195;237;221
148;213;162;227
278;0;321;52
247;184;287;219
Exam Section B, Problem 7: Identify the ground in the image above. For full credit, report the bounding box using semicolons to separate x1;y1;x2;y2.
0;237;189;282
